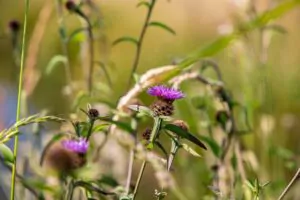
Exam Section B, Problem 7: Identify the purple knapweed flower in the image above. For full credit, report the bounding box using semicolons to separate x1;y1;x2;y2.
62;138;89;154
147;85;185;101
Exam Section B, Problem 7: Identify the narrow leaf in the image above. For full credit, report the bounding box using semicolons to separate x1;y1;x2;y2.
112;36;138;46
45;55;67;75
164;124;207;150
137;1;150;8
178;0;300;70
92;124;110;132
198;135;221;157
97;117;134;133
0;144;14;164
67;27;88;43
127;105;154;117
148;21;176;35
181;143;202;158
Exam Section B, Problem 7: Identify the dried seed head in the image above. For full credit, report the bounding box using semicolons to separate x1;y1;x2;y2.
150;99;174;116
172;120;189;132
142;128;152;141
65;0;77;11
8;20;20;32
88;108;99;119
44;141;87;173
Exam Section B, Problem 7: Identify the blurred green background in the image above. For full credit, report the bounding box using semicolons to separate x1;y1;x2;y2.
1;0;300;199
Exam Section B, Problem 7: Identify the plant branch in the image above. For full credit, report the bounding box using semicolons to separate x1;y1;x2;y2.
127;0;157;88
125;148;135;194
277;168;300;200
55;0;73;94
133;117;162;199
133;160;147;199
10;0;30;199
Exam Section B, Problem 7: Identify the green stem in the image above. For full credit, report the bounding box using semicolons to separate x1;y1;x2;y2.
148;117;162;150
125;149;135;194
66;180;75;200
86;119;95;141
10;0;30;199
133;117;162;199
127;0;157;89
55;0;73;94
76;10;94;95
167;139;180;171
133;160;147;199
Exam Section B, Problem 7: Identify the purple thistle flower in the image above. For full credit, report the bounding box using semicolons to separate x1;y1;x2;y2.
62;138;89;154
147;85;185;100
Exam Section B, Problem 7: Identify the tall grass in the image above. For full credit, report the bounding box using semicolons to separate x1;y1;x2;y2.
10;0;30;199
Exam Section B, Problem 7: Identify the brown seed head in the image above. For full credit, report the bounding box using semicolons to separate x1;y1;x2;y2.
150;99;174;116
8;20;20;32
88;108;99;119
43;141;86;174
65;0;77;11
142;128;152;141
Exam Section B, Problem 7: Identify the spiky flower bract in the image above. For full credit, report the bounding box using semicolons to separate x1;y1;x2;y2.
148;85;185;116
62;138;89;154
147;85;184;101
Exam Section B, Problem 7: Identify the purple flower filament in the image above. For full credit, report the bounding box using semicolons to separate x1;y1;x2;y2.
62;138;89;154
147;85;185;101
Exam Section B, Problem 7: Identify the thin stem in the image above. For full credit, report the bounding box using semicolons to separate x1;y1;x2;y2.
167;139;179;171
86;119;95;141
10;0;30;199
76;10;94;95
133;117;162;199
127;0;157;88
86;19;94;95
125;149;135;194
55;0;73;94
277;168;300;200
66;180;75;200
133;160;147;199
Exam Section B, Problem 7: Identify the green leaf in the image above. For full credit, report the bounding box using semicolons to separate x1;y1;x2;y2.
181;143;202;158
127;105;154;117
67;27;87;43
178;0;300;70
74;181;116;196
148;21;176;35
112;36;138;46
94;61;113;88
23;179;56;192
45;55;67;75
198;135;221;157
72;91;90;110
264;24;287;34
137;1;150;8
164;124;207;150
120;194;134;200
97;117;134;133
92;124;110;132
98;175;119;187
0;144;14;164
